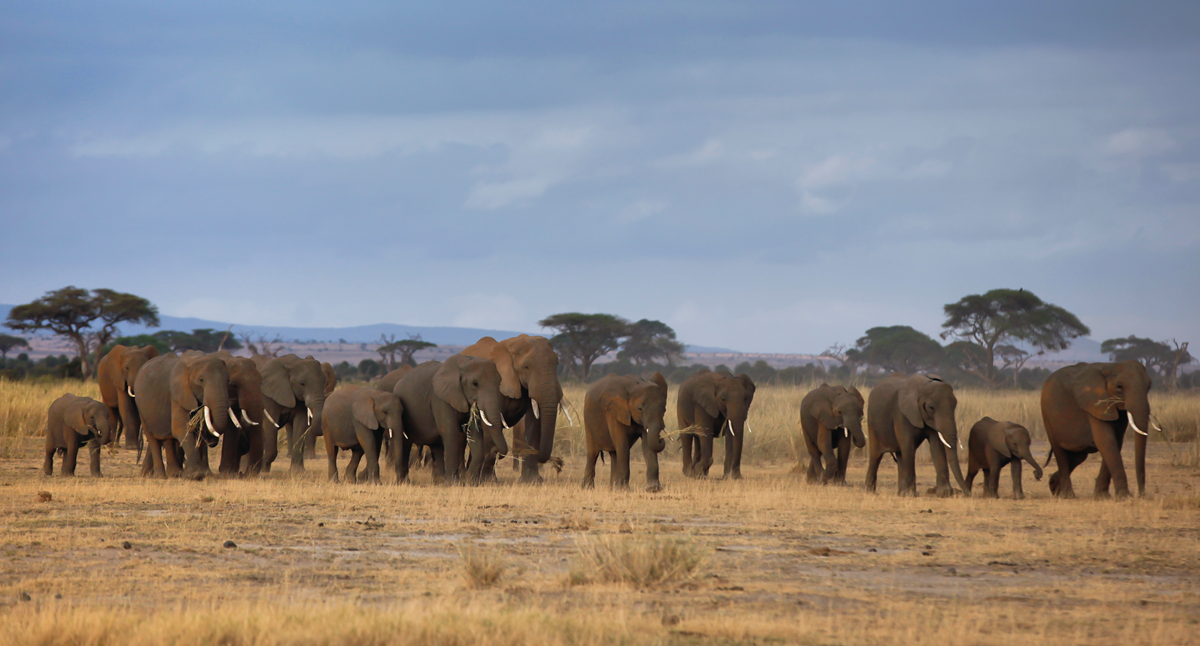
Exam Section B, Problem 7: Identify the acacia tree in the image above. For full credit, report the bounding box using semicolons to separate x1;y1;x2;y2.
941;288;1090;389
618;319;685;366
1102;336;1194;389
380;335;437;368
5;286;159;379
848;325;943;374
540;313;629;381
153;329;243;353
0;333;30;360
821;342;856;375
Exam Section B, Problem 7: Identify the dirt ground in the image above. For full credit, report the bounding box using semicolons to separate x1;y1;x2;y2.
2;434;1198;645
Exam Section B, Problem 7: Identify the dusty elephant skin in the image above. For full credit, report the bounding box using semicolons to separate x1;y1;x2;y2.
253;354;328;473
134;353;233;480
208;351;266;476
964;417;1043;499
322;386;402;484
43;394;114;477
799;383;865;485
462;335;562;484
96;344;159;450
393;356;509;485
865;374;968;497
582;372;668;491
676;369;756;479
1041;360;1153;500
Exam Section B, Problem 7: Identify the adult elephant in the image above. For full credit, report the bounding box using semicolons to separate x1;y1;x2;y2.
253;354;327;473
462;335;562;483
582;372;669;491
799;383;865;485
213;351;266;475
96;344;159;450
134;353;233;480
392;356;509;485
677;369;756;479
376;365;414;394
1041;361;1152;499
865;373;967;497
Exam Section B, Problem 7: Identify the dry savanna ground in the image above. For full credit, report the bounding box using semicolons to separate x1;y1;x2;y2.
1;379;1199;645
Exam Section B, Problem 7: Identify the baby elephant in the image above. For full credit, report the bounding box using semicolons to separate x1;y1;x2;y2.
44;394;114;477
965;417;1043;499
322;386;403;483
582;372;669;491
799;383;865;484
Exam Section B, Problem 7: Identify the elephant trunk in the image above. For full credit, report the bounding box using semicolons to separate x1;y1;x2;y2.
846;419;866;449
1128;402;1150;496
1019;445;1043;481
531;386;560;463
936;412;968;492
647;419;666;453
204;383;232;439
479;398;509;457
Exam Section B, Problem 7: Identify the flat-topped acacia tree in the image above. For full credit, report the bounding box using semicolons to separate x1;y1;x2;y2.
539;313;629;381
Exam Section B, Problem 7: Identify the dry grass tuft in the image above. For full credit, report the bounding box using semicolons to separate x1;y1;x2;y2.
559;511;593;531
457;541;508;588
570;534;708;588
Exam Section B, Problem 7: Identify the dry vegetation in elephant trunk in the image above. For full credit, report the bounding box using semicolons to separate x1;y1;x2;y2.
0;381;1198;645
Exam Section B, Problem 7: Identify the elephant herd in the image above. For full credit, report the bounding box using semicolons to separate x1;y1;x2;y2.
42;334;1156;500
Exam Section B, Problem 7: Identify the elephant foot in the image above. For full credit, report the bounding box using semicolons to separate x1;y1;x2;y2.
1093;489;1112;500
1112;489;1132;501
289;464;306;474
644;483;663;493
518;473;544;485
183;470;206;482
1013;493;1025;501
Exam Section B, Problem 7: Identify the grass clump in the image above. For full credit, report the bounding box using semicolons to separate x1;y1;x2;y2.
457;541;508;588
570;534;707;588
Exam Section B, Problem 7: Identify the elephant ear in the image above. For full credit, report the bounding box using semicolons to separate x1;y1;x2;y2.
601;388;633;426
988;424;1013;458
489;344;523;399
143;345;160;359
169;361;200;412
898;376;926;429
848;385;865;406
736;373;756;406
815;398;838;431
353;393;380;431
433;358;471;414
1067;365;1120;421
649;371;668;398
69;401;90;437
321;362;337;396
259;361;297;409
695;378;720;419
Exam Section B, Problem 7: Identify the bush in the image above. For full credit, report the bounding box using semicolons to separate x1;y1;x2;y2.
457;542;508;588
570;534;708;588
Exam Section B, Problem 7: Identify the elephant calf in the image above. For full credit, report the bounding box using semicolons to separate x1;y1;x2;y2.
582;372;669;491
799;383;865;485
322;386;403;484
44;394;114;477
965;417;1043;499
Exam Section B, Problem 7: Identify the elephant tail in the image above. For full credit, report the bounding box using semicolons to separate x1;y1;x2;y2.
599;452;606;465
1043;449;1053;468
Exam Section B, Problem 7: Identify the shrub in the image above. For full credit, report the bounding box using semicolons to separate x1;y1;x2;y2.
570;534;707;588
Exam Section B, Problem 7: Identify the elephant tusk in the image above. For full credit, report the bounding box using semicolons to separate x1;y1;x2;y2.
531;399;540;419
480;410;494;427
502;415;511;430
228;408;243;429
263;408;279;428
1128;415;1148;436
387;428;393;439
746;422;754;434
937;432;952;448
1152;420;1163;432
725;419;733;436
126;384;135;398
242;410;258;426
204;406;216;434
560;402;573;426
307;408;314;425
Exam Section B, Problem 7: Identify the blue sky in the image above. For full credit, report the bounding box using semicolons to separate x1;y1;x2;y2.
2;2;1198;353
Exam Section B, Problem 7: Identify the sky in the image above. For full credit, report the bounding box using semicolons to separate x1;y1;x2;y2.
2;1;1198;353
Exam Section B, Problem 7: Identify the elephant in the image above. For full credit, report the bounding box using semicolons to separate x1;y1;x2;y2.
677;369;756;479
321;362;338;395
134;353;233;480
252;354;328;472
462;334;562;483
213;351;266;475
392;356;509;485
865;373;968;497
964;417;1043;499
322;386;403;483
96;344;159;450
1041;361;1152;499
799;383;865;485
582;372;669;491
44;394;114;477
376;365;414;394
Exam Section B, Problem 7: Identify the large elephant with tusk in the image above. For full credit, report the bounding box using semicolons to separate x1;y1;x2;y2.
462;335;563;484
392;356;509;485
134;353;233;480
677;368;757;479
865;373;968;497
1041;361;1153;499
253;354;328;473
582;372;669;491
96;344;159;450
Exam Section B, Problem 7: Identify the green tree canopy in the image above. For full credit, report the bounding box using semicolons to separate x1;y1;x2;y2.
617;319;685;366
379;335;437;369
848;325;944;375
153;328;242;353
540;312;630;380
5;286;159;379
1102;336;1194;388
0;333;30;360
941;288;1090;388
102;334;173;357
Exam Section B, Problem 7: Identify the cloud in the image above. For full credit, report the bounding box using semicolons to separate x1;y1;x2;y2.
1103;128;1178;158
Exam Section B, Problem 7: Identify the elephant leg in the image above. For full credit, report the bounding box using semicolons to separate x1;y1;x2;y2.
965;454;980;495
896;428;917;496
325;432;339;483
865;432;883;493
347;448;364;484
143;436;161;478
582;437;600;489
519;420;543;484
642;434;662;492
430;445;447;485
118;394;141;450
723;429;744;480
834;433;851;485
1094;460;1113;499
178;433;206;481
680;434;695;477
396;438;413;482
196;440;212;475
1010;459;1025;500
363;435;383;484
218;428;241;477
612;433;631;489
88;438;103;477
1091;417;1129;498
697;431;715;478
985;453;1002;499
927;435;954;498
262;422;279;472
63;439;79;477
444;433;467;485
1048;443;1077;498
819;426;837;484
43;444;54;476
245;427;264;476
304;426;319;460
288;419;308;473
